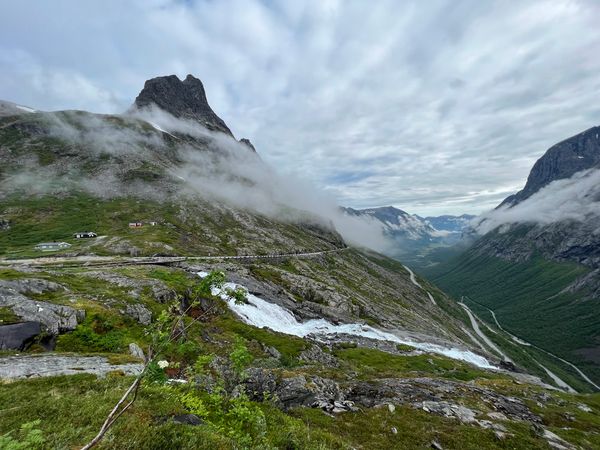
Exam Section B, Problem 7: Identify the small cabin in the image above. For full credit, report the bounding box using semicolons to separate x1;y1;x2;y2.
74;231;97;239
129;221;143;228
34;242;72;251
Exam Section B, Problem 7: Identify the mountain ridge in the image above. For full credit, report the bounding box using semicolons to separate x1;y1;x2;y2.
500;125;600;207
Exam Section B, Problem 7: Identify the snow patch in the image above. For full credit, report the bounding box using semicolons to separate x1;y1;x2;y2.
149;121;178;139
16;105;36;113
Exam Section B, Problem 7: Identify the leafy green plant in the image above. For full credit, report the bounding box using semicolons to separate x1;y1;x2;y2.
145;360;168;385
195;271;226;298
0;420;45;450
224;286;249;305
193;354;214;376
230;338;253;378
177;389;266;448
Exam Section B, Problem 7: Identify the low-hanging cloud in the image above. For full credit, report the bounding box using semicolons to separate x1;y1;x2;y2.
2;107;391;252
473;168;600;235
136;109;392;252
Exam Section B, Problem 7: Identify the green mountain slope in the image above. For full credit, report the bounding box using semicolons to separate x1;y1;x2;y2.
432;240;600;391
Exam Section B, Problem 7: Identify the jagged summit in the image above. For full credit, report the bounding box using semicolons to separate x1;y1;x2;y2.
132;74;233;136
500;125;600;207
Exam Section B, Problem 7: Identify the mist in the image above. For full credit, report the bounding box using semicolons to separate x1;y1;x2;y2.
2;106;391;252
135;108;392;252
473;168;600;235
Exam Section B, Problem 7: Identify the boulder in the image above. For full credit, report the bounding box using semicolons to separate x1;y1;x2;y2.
276;376;313;408
124;303;152;325
421;400;478;424
275;375;346;410
499;360;517;372
129;342;145;360
0;283;83;334
0;322;43;350
243;368;277;401
264;345;281;359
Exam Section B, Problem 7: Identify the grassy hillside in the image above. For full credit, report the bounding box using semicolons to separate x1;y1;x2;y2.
432;250;600;388
2;263;599;449
0;192;343;258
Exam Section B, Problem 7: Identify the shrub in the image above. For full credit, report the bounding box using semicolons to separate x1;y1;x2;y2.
229;338;253;378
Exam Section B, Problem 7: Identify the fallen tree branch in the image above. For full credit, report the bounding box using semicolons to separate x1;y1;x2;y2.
80;366;146;450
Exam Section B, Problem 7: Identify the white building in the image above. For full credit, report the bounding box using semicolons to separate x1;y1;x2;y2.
74;232;97;238
34;242;72;251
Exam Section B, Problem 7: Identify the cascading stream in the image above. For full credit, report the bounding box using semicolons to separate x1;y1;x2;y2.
199;272;495;369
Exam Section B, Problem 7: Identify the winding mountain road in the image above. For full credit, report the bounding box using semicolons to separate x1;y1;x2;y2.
0;247;349;268
458;302;512;362
403;265;438;306
462;296;599;392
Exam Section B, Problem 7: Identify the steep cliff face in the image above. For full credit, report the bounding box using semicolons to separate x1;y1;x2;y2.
501;126;600;207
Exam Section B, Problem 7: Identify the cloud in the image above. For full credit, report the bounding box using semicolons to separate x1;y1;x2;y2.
1;106;391;251
133;109;392;251
1;0;600;215
473;168;600;234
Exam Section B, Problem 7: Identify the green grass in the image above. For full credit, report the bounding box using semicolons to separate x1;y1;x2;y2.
56;311;147;353
292;404;549;450
148;267;193;292
334;347;495;382
0;374;349;450
0;306;21;324
2;372;596;450
216;316;308;359
0;374;232;450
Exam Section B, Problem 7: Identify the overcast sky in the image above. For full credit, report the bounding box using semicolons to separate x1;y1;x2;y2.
1;0;599;216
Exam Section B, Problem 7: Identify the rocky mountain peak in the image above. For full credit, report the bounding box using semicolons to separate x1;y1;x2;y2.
500;125;600;207
132;74;233;136
239;138;256;152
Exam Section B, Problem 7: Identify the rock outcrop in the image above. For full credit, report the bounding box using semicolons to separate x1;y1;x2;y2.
132;74;233;136
0;279;83;335
0;322;43;350
501;126;600;207
0;355;143;379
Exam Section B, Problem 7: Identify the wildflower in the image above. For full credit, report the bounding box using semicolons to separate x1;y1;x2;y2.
157;360;169;369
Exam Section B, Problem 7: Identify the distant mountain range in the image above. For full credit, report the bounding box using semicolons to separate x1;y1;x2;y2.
423;214;476;233
342;206;475;261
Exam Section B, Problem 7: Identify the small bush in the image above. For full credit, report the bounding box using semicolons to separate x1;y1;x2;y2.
230;338;253;378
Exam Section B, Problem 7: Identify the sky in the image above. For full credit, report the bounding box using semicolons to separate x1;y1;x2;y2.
1;0;599;216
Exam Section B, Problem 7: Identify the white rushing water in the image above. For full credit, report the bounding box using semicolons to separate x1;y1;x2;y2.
199;272;494;369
